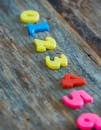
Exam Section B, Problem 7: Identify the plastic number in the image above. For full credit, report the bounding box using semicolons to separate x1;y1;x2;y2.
62;90;93;109
34;37;56;52
20;10;40;23
27;21;49;36
45;54;68;70
77;113;101;130
61;73;87;89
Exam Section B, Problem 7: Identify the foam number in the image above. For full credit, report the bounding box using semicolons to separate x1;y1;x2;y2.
34;37;56;52
20;10;40;23
77;113;101;130
27;21;49;36
45;54;68;70
61;74;87;89
62;90;93;109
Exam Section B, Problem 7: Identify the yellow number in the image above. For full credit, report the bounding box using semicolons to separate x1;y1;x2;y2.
45;54;68;70
20;10;40;23
34;37;56;52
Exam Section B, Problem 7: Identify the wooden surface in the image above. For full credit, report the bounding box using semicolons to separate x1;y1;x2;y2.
0;0;101;130
48;0;101;57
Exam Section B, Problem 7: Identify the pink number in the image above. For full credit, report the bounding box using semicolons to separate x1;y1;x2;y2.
77;113;101;130
62;90;93;109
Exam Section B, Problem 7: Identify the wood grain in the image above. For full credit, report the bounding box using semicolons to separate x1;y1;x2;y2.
48;0;101;57
0;0;101;130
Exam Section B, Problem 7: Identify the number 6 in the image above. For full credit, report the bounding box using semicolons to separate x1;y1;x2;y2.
77;113;101;130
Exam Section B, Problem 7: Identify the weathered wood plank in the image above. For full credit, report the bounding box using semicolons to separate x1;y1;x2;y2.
0;0;101;130
48;0;101;57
